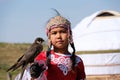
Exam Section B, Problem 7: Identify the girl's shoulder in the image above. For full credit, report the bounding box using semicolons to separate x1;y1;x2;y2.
35;51;47;60
75;55;84;64
35;50;54;60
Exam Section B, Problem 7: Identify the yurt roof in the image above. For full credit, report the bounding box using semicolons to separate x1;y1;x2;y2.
72;10;120;51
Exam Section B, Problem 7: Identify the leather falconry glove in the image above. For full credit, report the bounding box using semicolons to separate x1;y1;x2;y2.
30;62;46;78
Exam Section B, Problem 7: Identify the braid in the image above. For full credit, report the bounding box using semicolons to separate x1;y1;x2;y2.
46;45;52;67
68;29;76;70
70;42;76;70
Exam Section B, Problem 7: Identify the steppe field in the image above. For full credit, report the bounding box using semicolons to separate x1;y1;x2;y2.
0;43;120;80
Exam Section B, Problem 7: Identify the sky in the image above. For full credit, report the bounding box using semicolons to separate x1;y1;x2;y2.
0;0;120;43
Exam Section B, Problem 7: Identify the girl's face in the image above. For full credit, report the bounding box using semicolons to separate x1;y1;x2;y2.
49;27;69;49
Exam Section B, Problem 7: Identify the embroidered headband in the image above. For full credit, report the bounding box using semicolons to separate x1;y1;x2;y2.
46;16;71;35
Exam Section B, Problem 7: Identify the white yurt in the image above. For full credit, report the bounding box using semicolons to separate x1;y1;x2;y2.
72;10;120;79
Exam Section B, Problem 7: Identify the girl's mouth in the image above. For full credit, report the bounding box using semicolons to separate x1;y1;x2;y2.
56;40;63;43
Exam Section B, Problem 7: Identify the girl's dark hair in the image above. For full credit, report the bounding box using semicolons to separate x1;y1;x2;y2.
46;45;52;67
69;29;76;70
70;43;76;70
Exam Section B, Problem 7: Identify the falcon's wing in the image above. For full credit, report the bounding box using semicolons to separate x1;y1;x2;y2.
23;43;43;63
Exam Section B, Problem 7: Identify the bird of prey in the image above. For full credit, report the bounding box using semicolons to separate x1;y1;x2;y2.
7;37;44;80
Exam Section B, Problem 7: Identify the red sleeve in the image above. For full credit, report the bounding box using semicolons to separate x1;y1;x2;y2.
76;58;86;80
35;51;46;61
34;51;47;69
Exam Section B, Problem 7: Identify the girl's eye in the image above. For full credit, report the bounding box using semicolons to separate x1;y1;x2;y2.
50;30;67;35
51;32;57;35
60;30;67;33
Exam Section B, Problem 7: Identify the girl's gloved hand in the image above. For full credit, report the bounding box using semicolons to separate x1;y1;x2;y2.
30;62;45;78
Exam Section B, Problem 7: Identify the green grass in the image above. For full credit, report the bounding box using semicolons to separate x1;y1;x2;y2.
0;42;47;80
0;43;30;80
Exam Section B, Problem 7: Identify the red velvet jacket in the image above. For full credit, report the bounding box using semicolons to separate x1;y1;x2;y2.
35;50;86;80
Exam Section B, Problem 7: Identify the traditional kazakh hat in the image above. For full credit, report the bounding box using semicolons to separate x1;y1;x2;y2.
46;15;73;47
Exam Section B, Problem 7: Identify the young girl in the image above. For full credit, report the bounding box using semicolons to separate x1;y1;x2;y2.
15;14;86;80
29;14;86;80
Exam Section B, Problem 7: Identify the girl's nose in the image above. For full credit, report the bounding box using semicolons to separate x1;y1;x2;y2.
56;33;61;38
